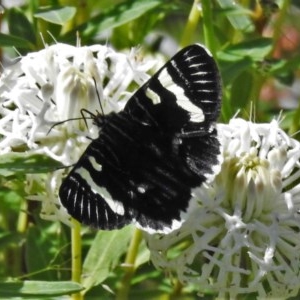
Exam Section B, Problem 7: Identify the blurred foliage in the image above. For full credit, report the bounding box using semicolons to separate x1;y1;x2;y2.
0;0;300;299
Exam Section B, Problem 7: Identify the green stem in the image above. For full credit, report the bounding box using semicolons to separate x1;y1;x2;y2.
201;0;217;57
249;0;291;121
180;0;201;48
71;219;83;300
8;200;29;277
17;199;28;233
116;228;143;300
289;102;300;135
169;279;183;300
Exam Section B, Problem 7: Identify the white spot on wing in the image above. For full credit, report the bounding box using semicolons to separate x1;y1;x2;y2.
191;71;209;76
158;68;205;123
75;167;125;216
188;63;205;68
95;204;99;223
79;193;84;216
146;87;161;104
137;186;146;194
195;80;214;84
87;198;91;219
72;188;78;208
89;156;102;171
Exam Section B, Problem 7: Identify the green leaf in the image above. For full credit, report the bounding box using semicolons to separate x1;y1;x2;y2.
216;0;254;32
34;6;77;25
219;57;253;86
82;225;134;291
25;225;56;281
218;38;273;61
230;70;254;111
293;0;300;9
0;153;63;177
24;221;69;281
0;281;83;297
269;55;300;81
0;32;34;49
275;70;295;86
8;8;36;45
62;0;161;41
0;231;23;250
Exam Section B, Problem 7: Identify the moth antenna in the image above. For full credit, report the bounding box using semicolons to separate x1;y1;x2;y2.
92;77;105;116
80;108;98;129
47;116;93;135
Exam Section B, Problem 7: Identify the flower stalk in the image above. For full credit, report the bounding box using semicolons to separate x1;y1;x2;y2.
116;228;143;300
180;0;201;48
71;219;83;300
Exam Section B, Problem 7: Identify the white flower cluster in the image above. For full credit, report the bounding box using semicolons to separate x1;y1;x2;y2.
146;118;300;299
0;43;156;224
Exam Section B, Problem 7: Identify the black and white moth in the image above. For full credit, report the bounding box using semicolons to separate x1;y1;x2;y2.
59;44;222;234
